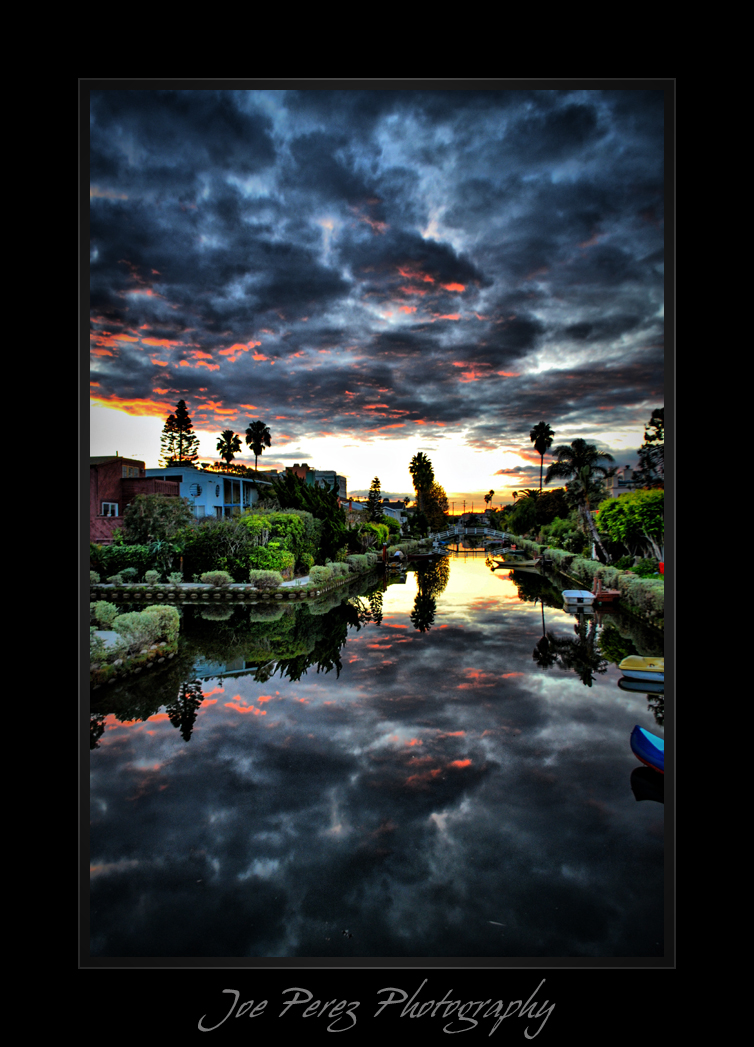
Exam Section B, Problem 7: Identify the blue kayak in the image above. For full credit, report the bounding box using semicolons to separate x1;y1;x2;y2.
630;725;664;774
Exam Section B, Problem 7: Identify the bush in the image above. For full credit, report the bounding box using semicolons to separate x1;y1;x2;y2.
91;601;119;628
112;611;162;651
120;568;139;583
90;571;100;585
90;543;157;581
346;554;369;571
140;604;180;643
309;565;333;586
633;558;660;578
200;606;233;621
248;569;284;590
168;572;183;585
90;627;107;662
327;561;351;577
107;574;123;586
200;571;234;587
248;543;295;577
144;570;161;584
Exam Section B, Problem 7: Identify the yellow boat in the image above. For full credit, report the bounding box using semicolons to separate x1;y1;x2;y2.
619;656;664;682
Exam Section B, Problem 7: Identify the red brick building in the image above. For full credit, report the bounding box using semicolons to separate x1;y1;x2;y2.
90;456;180;544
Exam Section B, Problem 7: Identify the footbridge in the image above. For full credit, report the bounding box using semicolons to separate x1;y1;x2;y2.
429;526;517;543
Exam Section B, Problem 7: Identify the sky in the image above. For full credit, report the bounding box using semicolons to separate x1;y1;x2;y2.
88;83;667;505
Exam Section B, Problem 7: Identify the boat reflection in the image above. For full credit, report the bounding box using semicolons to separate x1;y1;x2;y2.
630;766;664;804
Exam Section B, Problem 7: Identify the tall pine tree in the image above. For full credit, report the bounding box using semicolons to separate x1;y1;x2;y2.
367;477;384;522
160;400;200;465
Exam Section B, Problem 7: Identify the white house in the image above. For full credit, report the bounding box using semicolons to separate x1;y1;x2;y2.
144;466;272;518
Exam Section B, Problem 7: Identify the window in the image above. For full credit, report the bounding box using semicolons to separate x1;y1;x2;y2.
195;505;206;518
122;466;140;478
101;502;118;517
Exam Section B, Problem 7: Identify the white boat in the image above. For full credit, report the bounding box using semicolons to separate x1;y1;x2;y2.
562;589;595;606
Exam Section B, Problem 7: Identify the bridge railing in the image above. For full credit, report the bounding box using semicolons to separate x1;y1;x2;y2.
429;527;515;541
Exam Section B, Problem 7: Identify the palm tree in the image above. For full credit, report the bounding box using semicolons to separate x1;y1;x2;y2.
545;438;615;562
408;452;434;514
484;489;495;508
245;420;272;471
216;429;242;466
530;421;555;492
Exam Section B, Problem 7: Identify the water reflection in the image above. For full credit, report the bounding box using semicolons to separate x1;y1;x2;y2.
90;555;665;958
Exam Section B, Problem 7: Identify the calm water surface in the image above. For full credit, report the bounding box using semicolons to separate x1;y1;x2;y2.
89;553;665;958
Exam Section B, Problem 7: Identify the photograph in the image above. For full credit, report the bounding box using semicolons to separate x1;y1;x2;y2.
85;82;670;984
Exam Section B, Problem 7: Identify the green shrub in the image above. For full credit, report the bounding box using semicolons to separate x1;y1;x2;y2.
120;568;139;583
144;570;161;585
248;605;286;622
90;627;108;662
90;543;157;581
140;604;180;643
633;558;660;578
309;565;333;586
248;569;284;590
612;555;634;571
168;572;183;585
200;606;233;620
90;571;100;585
91;601;120;628
112;611;162;651
327;561;351;577
248;543;295;577
346;554;369;571
107;574;123;586
200;570;234;587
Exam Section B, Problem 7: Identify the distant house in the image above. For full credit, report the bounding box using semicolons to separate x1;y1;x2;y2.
90;456;180;544
606;467;637;498
145;465;272;519
381;499;408;526
284;463;348;501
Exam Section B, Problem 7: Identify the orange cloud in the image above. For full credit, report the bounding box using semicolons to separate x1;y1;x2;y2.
398;265;434;283
89;394;177;417
449;759;471;769
225;699;267;715
399;305;417;314
142;337;182;348
441;282;465;292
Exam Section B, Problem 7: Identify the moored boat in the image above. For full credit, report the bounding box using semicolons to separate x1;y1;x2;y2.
630;725;664;774
591;577;621;603
617;676;664;696
619;655;664;682
493;557;538;568
562;589;595;606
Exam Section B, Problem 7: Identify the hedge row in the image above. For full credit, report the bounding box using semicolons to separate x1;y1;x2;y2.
510;538;664;627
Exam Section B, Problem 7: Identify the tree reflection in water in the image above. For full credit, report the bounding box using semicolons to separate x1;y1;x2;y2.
540;611;610;686
166;680;204;741
409;558;450;633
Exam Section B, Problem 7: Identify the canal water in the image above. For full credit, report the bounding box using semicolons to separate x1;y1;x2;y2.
89;552;665;958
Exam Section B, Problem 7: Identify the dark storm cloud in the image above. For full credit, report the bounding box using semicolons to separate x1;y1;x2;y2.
90;86;665;446
90;90;276;189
